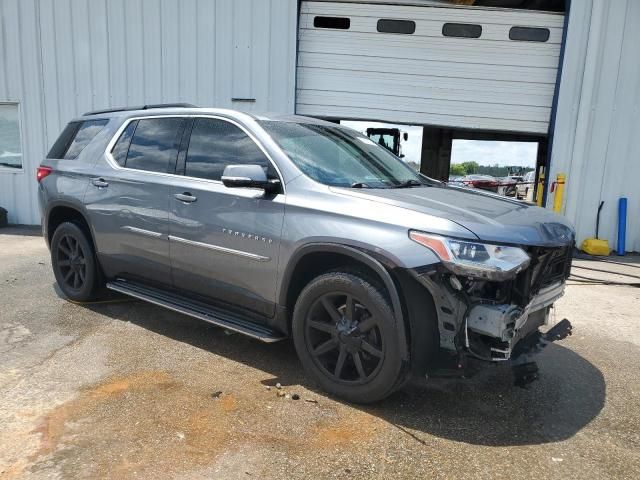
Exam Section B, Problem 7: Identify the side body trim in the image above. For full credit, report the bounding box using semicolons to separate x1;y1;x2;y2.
168;235;270;262
121;226;164;238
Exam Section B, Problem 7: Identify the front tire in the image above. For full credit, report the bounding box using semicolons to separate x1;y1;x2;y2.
292;271;407;403
51;222;101;302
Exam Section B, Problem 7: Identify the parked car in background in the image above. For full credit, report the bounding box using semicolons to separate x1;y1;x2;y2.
462;174;500;193
517;170;537;200
38;106;575;403
497;176;518;197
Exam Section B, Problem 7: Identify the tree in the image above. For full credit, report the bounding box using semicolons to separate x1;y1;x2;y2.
450;163;466;176
460;161;479;174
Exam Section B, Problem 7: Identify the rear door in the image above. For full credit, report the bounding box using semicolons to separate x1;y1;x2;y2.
84;116;188;286
168;116;285;318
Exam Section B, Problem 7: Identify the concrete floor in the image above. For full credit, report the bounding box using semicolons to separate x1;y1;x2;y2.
1;227;639;479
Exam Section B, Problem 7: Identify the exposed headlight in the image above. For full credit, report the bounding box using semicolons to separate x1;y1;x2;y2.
409;231;530;281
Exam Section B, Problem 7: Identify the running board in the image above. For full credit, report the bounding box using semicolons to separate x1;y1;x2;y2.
106;280;285;343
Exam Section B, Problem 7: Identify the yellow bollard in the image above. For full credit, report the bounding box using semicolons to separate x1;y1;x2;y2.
535;168;545;207
552;173;566;213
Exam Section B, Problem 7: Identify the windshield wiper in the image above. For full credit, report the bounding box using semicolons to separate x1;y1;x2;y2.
351;182;371;188
391;179;424;188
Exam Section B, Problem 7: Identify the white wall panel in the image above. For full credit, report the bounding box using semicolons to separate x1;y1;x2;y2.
296;1;564;133
0;0;297;225
550;0;640;252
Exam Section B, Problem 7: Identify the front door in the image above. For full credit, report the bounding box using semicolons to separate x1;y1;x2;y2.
168;117;285;318
85;117;188;287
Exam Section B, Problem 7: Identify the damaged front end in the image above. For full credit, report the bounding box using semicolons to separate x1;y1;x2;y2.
408;233;574;387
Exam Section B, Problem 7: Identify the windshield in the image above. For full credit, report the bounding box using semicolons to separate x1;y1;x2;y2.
260;121;430;189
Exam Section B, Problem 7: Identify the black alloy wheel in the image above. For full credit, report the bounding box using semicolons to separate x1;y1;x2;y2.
51;221;101;302
306;292;384;384
56;233;87;290
292;271;407;403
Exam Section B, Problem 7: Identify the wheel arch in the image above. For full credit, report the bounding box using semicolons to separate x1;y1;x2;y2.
45;201;97;253
278;243;409;360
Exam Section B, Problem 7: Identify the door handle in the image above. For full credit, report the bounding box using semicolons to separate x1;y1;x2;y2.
174;192;197;203
91;178;109;188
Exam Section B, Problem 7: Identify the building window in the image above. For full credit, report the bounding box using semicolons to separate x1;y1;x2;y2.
377;19;416;34
313;16;350;30
442;23;482;38
509;26;550;42
0;104;22;170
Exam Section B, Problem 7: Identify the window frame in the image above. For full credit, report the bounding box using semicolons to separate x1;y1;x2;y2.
0;102;25;173
104;115;285;192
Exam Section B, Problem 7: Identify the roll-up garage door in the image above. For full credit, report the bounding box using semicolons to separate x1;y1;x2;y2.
296;1;564;134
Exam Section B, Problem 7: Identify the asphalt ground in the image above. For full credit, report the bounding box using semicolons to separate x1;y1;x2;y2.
1;227;639;479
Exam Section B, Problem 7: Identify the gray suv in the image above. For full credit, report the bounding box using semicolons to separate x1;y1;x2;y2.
38;105;574;403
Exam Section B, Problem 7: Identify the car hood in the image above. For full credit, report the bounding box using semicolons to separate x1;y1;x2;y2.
333;185;575;247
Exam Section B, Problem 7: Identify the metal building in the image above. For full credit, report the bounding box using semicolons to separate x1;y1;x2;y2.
0;0;638;251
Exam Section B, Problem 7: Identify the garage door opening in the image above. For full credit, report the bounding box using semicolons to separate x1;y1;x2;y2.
450;139;538;200
341;119;546;200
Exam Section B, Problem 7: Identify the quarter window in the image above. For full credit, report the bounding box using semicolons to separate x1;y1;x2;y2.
125;118;186;173
442;23;482;38
48;119;108;159
185;118;274;182
63;120;108;159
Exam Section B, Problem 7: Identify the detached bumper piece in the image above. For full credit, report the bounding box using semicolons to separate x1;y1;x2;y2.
510;318;573;388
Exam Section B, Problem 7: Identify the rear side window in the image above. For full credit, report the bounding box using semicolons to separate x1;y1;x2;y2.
47;119;108;159
111;121;138;167
185;118;275;181
124;118;186;173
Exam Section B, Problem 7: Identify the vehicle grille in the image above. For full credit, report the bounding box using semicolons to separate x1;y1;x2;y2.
530;245;573;291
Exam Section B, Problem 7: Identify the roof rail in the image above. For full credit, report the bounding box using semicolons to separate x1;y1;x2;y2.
83;103;197;116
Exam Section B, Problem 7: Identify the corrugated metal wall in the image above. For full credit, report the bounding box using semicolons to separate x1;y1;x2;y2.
0;0;297;225
296;1;564;134
550;0;640;251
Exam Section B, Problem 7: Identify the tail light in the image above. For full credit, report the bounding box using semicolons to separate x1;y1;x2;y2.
36;166;53;183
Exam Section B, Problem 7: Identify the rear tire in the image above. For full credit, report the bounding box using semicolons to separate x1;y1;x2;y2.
292;271;407;403
51;221;101;302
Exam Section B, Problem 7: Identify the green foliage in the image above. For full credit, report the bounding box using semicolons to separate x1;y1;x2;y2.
449;163;466;176
449;161;534;178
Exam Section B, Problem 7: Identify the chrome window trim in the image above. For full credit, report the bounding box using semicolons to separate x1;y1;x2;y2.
168;235;271;262
103;114;286;193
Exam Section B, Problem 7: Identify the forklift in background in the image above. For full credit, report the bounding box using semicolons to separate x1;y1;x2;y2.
366;128;408;158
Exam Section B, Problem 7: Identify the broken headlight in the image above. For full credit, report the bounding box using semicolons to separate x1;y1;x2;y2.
409;231;531;281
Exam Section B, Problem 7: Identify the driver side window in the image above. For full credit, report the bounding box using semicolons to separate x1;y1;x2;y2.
184;118;276;181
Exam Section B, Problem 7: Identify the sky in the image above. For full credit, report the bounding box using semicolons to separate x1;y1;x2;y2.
341;120;538;168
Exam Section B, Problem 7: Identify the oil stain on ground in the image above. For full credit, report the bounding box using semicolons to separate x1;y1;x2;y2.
26;370;382;479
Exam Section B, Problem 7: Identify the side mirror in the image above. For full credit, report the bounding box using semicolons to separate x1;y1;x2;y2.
221;164;280;193
403;132;409;141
